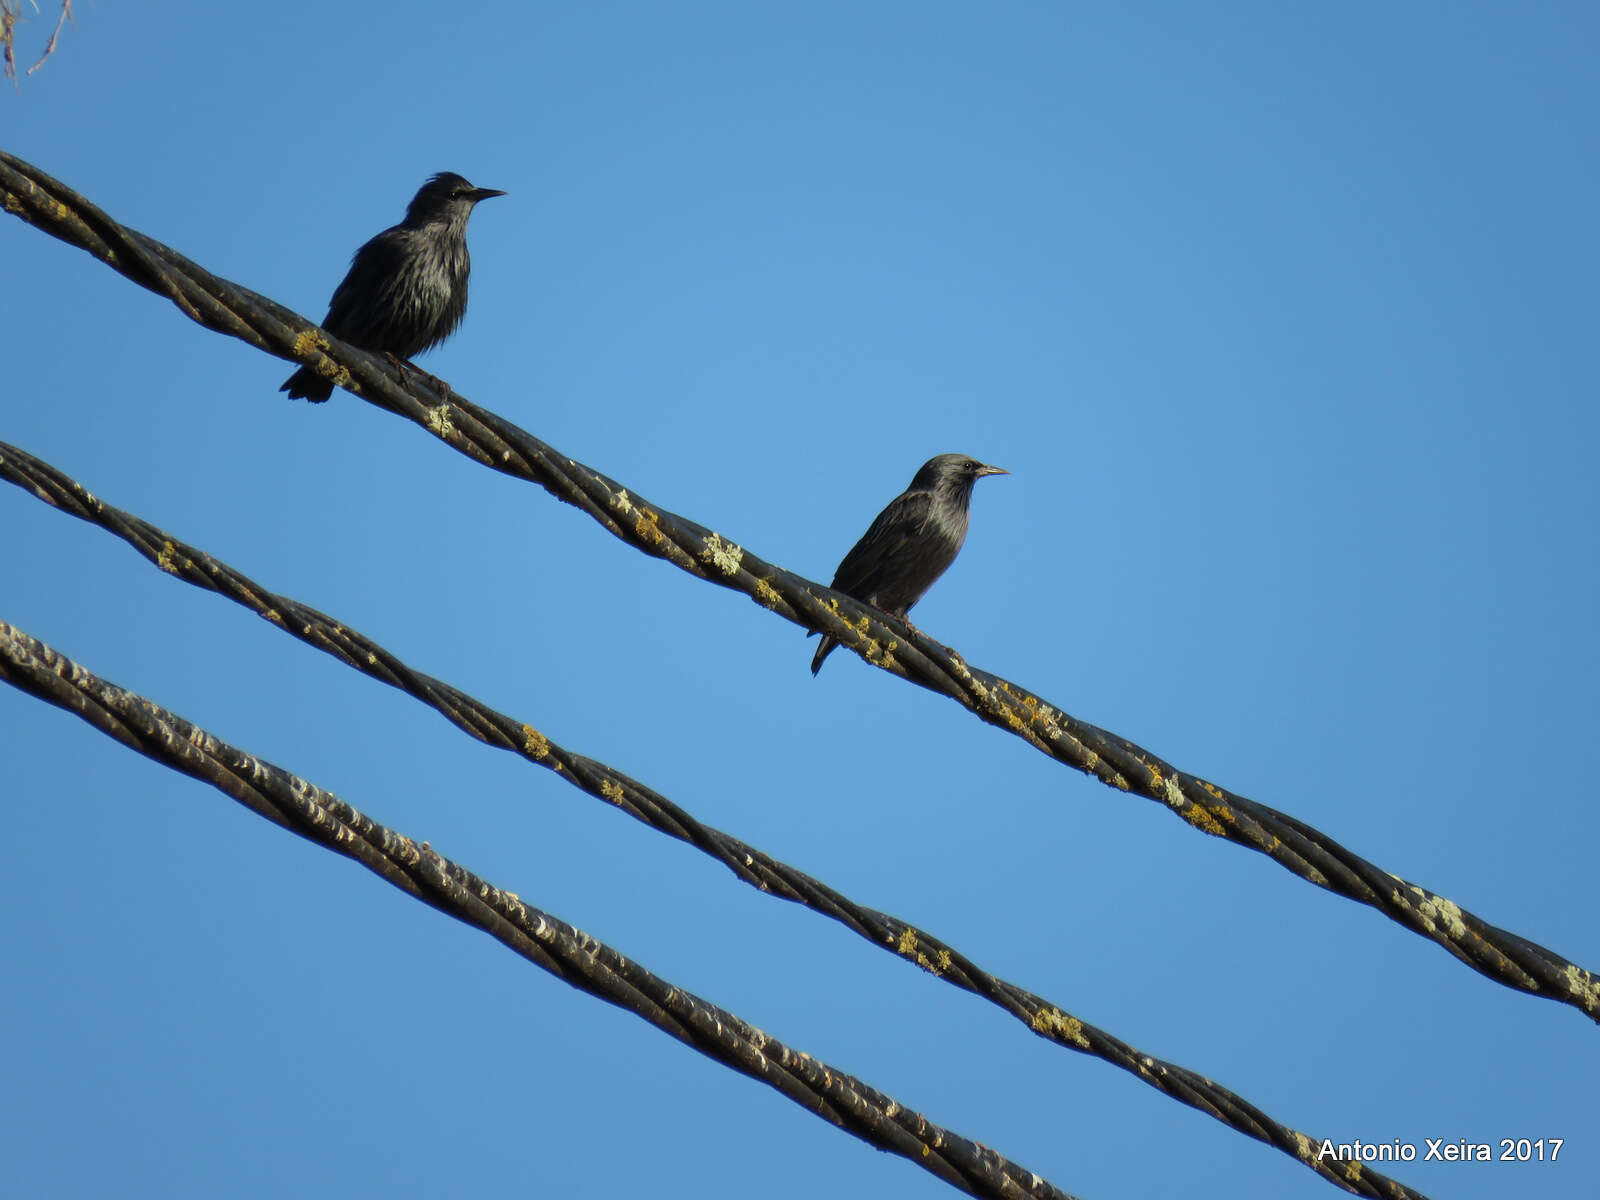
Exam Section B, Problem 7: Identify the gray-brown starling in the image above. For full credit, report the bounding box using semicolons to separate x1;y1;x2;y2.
810;453;1008;675
280;172;505;402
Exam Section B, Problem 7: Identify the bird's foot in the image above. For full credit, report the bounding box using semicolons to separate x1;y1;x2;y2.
384;354;455;399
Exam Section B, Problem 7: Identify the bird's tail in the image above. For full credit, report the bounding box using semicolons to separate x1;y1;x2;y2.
280;365;334;404
810;634;838;676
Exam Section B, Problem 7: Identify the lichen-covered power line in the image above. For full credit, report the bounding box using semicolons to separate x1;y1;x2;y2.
1;148;1594;1026
0;440;1431;1200
0;619;1080;1200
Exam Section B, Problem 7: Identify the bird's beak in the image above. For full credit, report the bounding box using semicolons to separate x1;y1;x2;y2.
976;464;1009;477
470;188;508;202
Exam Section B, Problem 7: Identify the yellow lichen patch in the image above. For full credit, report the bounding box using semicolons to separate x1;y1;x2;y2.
290;328;327;358
1084;749;1110;781
862;636;898;672
1341;1161;1364;1184
262;608;286;627
701;532;744;575
894;928;947;975
1181;803;1228;837
520;725;551;759
753;577;782;609
424;403;454;437
998;695;1048;739
157;540;182;574
633;506;663;545
1029;1007;1089;1047
1196;778;1225;800
2;192;22;215
600;778;626;802
323;362;353;387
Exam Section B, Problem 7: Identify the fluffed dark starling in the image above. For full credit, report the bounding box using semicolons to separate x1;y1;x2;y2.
280;172;506;403
810;453;1008;675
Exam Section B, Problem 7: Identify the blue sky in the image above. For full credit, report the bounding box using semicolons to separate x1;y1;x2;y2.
3;3;1597;1197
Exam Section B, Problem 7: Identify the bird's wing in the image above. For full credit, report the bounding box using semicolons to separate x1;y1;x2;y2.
829;491;935;605
320;228;412;344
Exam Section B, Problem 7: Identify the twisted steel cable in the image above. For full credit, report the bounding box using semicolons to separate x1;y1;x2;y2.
0;440;1432;1200
0;618;1081;1200
2;148;1595;1027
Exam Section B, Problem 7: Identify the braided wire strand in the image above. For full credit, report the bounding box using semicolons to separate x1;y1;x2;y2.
0;440;1432;1200
2;148;1595;1025
0;618;1089;1200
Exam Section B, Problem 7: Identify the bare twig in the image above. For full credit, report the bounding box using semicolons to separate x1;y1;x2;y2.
2;1;74;86
25;0;72;77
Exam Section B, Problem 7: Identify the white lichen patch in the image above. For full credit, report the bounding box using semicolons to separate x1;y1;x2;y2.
424;404;455;437
701;533;743;575
1162;773;1186;810
1403;885;1468;939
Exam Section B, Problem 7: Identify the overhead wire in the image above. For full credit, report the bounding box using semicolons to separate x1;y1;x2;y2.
3;148;1587;1024
0;618;1085;1200
0;439;1432;1200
